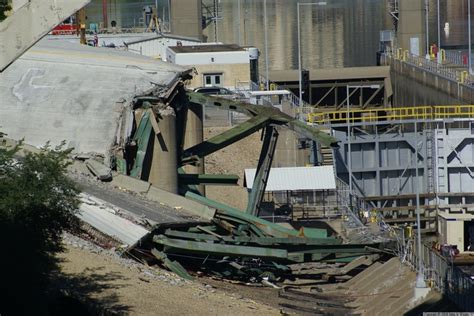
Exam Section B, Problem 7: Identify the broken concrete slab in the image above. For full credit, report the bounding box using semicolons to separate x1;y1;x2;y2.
112;174;151;194
146;185;215;219
86;159;112;181
77;194;149;247
0;39;190;155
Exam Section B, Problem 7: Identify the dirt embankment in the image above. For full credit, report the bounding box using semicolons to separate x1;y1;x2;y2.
204;127;262;210
57;234;279;316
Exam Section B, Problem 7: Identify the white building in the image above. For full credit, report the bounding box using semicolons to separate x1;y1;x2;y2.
125;34;201;61
166;44;251;90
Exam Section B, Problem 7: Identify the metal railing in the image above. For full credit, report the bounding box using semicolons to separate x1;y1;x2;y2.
444;50;468;67
305;105;474;125
258;75;309;108
402;242;474;311
385;48;473;86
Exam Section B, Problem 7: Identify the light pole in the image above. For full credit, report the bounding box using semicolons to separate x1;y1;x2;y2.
297;2;327;106
469;0;473;74
414;121;426;289
346;85;352;207
425;0;430;59
437;0;440;49
264;0;269;90
237;0;241;46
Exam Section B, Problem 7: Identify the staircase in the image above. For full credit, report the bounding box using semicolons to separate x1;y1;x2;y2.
388;0;399;21
320;145;334;166
425;129;436;194
0;0;90;72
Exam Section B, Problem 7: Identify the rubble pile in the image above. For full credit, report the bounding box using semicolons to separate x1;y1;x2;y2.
132;205;387;282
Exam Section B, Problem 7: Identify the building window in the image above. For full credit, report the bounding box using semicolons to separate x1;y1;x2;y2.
203;73;223;87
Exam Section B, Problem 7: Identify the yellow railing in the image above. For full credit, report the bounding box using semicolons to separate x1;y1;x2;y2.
306;105;474;124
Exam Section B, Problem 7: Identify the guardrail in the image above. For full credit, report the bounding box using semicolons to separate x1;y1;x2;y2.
258;75;309;108
385;48;473;86
444;50;468;67
305;105;474;125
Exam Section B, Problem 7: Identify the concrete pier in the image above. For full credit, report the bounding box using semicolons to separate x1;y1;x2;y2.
184;102;205;195
149;106;178;194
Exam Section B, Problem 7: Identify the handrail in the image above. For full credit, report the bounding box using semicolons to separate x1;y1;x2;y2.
384;48;473;86
305;105;474;124
401;242;474;311
258;74;309;108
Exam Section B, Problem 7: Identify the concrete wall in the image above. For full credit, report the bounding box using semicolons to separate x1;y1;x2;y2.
390;59;474;106
397;0;425;56
170;0;203;41
186;63;250;89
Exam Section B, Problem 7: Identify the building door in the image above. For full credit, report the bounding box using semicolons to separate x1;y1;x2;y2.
203;73;223;87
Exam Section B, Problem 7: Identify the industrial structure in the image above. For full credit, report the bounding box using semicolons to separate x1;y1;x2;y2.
1;0;473;312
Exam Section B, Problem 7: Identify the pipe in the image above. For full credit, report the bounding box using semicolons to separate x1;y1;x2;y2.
102;0;108;29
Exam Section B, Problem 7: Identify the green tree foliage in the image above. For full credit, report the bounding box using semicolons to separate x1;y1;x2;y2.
0;0;11;22
0;140;80;315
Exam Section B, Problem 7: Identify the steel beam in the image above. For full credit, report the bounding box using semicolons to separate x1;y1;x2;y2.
187;92;339;147
163;229;340;245
154;235;289;259
246;126;278;216
178;173;239;185
181;115;271;164
130;111;152;179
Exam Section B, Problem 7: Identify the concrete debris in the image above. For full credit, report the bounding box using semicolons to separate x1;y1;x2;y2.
85;159;112;181
73;153;92;161
77;193;149;247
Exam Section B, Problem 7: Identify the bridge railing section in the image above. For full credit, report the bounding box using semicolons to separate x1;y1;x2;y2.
384;48;473;87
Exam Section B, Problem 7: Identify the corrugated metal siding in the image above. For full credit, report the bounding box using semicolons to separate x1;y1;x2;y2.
244;166;336;191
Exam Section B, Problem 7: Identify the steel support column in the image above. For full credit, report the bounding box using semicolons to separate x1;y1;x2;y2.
246;126;279;216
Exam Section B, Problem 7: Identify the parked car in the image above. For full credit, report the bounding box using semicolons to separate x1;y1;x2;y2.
193;86;244;99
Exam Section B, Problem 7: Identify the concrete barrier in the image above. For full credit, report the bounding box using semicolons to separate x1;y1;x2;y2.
146;185;215;219
111;174;151;194
112;174;215;219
